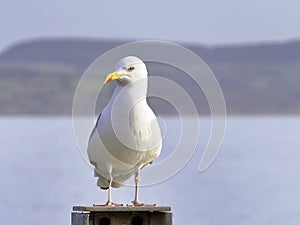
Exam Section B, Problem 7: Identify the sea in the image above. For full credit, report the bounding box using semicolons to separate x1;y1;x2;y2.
0;116;300;225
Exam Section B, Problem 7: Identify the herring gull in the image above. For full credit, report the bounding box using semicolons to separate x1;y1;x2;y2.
88;56;162;206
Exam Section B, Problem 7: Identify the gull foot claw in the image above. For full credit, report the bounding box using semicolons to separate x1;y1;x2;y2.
127;201;156;207
94;201;123;207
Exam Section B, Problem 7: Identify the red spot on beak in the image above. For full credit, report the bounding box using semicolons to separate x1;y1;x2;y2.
107;77;112;83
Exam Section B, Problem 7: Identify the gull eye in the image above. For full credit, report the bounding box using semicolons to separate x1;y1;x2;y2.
127;66;135;72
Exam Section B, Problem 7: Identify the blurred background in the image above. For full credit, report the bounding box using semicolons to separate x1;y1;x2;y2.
0;0;300;225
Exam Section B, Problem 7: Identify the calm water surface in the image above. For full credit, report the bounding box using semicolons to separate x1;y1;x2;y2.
0;116;299;225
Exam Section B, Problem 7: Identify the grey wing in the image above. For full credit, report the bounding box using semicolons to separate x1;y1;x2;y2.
88;113;101;142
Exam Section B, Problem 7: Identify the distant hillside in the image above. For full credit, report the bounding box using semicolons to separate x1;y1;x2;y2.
2;39;300;67
0;38;300;115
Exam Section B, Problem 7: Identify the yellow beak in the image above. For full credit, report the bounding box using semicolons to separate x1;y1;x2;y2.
105;72;123;83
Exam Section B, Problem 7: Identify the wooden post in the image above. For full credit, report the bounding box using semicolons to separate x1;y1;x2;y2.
71;206;173;225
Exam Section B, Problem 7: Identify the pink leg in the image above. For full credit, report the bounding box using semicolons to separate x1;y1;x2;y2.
128;168;156;206
94;172;123;207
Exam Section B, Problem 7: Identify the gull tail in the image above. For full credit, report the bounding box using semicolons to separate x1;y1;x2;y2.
95;173;124;189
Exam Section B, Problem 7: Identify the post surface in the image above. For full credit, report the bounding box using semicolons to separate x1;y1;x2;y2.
71;206;173;225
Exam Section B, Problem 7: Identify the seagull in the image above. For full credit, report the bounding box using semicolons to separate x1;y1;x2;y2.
88;56;162;206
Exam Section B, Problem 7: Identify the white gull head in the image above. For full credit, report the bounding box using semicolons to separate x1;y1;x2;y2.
105;56;148;85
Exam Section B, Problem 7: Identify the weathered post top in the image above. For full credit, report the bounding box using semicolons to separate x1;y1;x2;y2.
72;205;173;225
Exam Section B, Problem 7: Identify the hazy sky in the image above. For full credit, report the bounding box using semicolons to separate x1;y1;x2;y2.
1;0;300;52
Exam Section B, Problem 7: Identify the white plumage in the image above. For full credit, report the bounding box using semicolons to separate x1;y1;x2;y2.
87;56;162;206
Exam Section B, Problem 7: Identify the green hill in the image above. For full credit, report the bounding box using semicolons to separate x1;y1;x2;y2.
0;38;300;115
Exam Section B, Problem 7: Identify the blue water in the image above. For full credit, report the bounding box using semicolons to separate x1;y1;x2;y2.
0;117;300;225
